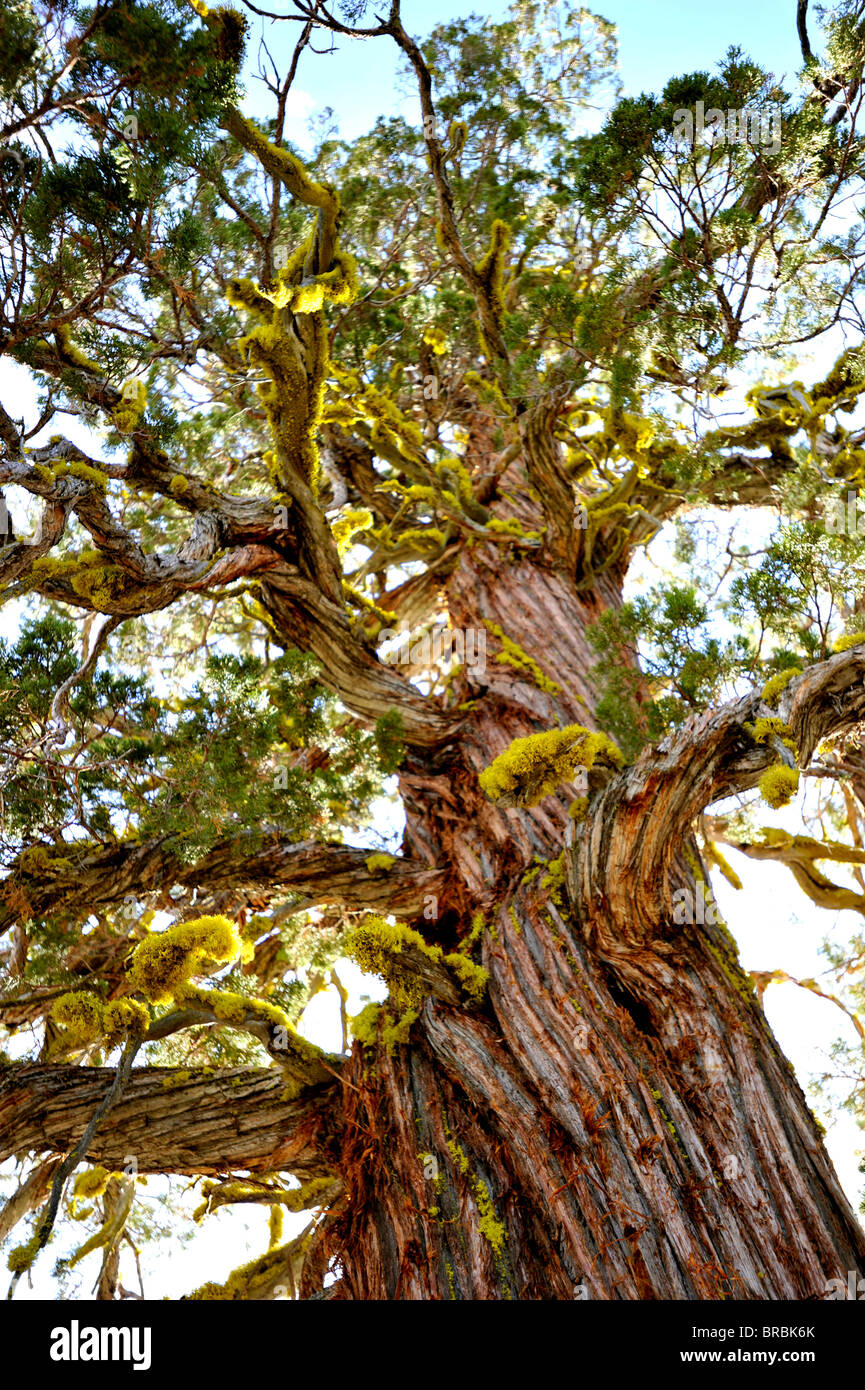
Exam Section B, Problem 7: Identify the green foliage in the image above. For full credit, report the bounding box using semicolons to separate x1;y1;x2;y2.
0;619;401;865
589;582;752;758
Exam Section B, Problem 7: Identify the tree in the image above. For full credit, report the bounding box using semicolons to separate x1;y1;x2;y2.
2;0;865;1300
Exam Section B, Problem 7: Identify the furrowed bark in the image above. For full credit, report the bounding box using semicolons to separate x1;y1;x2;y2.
311;474;865;1300
0;1065;340;1178
0;838;446;940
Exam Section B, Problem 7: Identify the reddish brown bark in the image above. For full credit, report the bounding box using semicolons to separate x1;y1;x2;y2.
314;482;865;1301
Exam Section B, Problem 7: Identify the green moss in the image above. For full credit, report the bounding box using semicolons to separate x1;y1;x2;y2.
483;621;560;695
761;667;801;701
758;764;800;809
479;724;623;807
745;717;793;745
365;852;397;874
348;1000;382;1048
126;915;240;1004
344;916;487;1011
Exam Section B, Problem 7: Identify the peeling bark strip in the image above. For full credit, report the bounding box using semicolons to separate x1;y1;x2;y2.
0;1066;338;1178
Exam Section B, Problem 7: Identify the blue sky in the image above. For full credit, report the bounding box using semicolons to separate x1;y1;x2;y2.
241;0;810;146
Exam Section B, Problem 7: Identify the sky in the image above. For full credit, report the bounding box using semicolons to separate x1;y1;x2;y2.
3;0;865;1299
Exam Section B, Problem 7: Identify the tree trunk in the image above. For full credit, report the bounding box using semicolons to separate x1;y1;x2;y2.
317;528;865;1300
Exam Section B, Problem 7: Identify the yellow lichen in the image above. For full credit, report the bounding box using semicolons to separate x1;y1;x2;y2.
472;1176;508;1259
761;667;801;702
746;717;793;745
52;991;106;1046
7;1228;46;1275
344;917;487;1011
52;991;149;1048
112;379;147;435
483;622;560;695
479;725;624;807
758;764;800;809
834;632;865;653
125;915;241;1004
49;459;109;490
365;853;397;874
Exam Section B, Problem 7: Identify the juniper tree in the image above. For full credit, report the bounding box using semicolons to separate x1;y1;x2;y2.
3;0;865;1299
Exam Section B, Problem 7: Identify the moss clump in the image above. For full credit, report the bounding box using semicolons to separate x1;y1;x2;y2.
126;915;240;1004
746;717;793;745
30;551;142;613
344;917;488;1011
102;998;150;1045
834;632;865;653
7;1228;46;1275
112;379;147;435
18;844;76;875
69;1166;113;1221
479;724;624;808
52;991;107;1046
52;991;150;1048
186;1229;311;1300
380;1007;419;1052
761;667;801;702
348;1000;382;1048
365;852;397;874
49;459;109;490
442;951;488;1005
484;621;560;695
758;764;800;809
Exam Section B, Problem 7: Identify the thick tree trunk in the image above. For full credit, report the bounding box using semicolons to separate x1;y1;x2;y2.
317;529;865;1300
